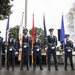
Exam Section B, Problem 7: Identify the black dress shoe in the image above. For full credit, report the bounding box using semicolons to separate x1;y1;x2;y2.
27;68;29;70
20;68;23;70
48;68;51;71
65;68;67;71
7;68;9;70
55;68;58;71
33;68;36;70
40;68;43;70
72;68;75;70
12;68;14;71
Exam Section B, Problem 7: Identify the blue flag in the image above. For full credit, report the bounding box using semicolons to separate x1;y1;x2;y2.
5;16;10;42
43;14;47;38
43;14;48;45
60;15;65;41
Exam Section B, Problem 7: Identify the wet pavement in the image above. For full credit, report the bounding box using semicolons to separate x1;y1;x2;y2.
0;65;75;75
0;56;75;75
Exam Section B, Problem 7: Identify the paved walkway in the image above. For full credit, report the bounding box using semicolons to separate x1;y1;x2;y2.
0;65;75;75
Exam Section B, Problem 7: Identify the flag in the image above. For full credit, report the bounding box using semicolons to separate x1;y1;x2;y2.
31;13;35;42
60;15;65;41
19;12;24;47
5;16;10;67
31;13;35;65
43;14;47;39
18;12;24;61
43;14;48;64
5;16;10;42
43;14;47;38
43;14;47;45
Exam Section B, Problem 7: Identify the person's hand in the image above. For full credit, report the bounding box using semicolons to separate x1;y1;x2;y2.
45;45;48;50
31;51;33;54
15;52;18;55
5;50;7;53
19;48;22;51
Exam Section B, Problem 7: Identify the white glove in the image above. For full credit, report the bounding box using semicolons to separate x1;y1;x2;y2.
51;46;55;49
45;47;47;50
19;48;22;51
31;51;33;54
62;51;65;54
15;52;18;55
68;49;71;52
5;50;7;53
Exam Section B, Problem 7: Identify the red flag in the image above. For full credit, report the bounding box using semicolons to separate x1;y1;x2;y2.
31;13;34;41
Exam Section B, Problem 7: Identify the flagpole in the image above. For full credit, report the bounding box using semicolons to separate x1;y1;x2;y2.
31;13;34;66
25;0;28;29
43;13;48;65
5;30;9;68
18;12;24;69
62;14;65;66
32;39;34;66
60;13;65;66
5;16;10;68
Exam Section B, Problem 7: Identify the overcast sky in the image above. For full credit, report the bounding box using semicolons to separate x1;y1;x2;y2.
0;0;75;41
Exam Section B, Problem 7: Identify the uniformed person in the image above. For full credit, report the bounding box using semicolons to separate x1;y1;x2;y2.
2;41;7;54
47;28;58;71
33;33;43;70
29;36;33;66
20;29;30;70
64;34;74;70
2;41;7;66
0;31;3;69
7;32;16;70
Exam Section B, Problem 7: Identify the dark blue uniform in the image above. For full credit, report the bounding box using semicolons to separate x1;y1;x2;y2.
20;35;30;70
33;38;43;70
7;34;16;70
64;40;74;70
0;36;3;69
47;35;58;70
